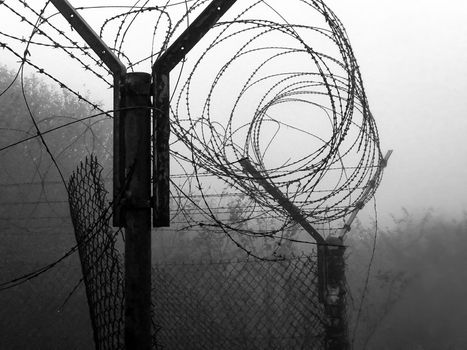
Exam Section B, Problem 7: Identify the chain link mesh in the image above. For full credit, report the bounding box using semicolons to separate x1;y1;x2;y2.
67;156;330;349
68;155;125;350
152;257;326;349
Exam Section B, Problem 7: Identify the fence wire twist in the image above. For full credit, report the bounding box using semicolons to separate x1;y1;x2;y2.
68;156;330;349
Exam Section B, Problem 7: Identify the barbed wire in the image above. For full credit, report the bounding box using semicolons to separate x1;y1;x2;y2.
2;0;113;86
0;156;135;292
0;0;384;266
161;0;383;240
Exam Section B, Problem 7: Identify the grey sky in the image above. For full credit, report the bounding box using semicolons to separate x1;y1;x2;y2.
326;0;467;223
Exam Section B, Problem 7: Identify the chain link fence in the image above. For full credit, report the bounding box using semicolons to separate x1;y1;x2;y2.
68;155;125;350
152;257;325;349
66;156;329;349
1;156;339;349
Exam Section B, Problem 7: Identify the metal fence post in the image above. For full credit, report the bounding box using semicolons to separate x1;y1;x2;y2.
122;72;152;350
324;236;349;350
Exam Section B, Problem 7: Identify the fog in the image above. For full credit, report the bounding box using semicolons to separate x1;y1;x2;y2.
326;0;467;223
1;1;467;349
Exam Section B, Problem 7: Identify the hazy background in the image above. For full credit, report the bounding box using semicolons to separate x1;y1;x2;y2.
326;0;467;224
1;2;466;349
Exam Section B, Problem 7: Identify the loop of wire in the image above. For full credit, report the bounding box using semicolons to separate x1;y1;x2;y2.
0;0;383;244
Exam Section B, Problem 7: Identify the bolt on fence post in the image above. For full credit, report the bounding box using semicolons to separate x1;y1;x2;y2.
122;72;152;350
324;236;349;350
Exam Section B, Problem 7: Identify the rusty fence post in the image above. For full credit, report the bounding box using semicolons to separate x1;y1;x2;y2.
324;236;349;350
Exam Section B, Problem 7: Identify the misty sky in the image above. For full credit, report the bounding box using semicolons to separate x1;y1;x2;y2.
326;0;467;223
1;1;466;226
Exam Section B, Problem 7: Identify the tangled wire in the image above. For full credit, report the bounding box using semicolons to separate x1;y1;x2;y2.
161;1;383;239
0;0;384;246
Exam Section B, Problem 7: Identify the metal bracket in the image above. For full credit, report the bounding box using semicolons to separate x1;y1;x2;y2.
151;0;237;227
50;0;127;226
